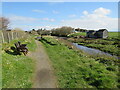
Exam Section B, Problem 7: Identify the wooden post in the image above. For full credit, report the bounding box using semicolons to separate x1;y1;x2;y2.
16;32;18;39
7;32;10;43
1;31;5;43
15;32;17;39
11;31;14;40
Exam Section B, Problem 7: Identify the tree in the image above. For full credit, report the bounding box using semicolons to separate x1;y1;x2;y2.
13;28;23;31
37;29;51;35
0;17;10;30
51;26;74;36
37;29;42;35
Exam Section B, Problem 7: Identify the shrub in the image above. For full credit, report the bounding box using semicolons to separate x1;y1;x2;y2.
51;26;74;36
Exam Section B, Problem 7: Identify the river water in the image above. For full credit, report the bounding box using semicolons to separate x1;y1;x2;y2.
73;43;118;59
57;37;118;59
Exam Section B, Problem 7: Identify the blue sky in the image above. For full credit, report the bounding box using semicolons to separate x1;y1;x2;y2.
2;2;118;31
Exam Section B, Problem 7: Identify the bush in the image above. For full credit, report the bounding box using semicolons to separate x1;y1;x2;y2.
51;26;74;36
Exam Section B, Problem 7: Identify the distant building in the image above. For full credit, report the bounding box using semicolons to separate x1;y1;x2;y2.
75;28;87;32
86;29;108;38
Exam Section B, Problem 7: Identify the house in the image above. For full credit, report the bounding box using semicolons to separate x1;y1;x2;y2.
86;29;108;38
86;30;96;38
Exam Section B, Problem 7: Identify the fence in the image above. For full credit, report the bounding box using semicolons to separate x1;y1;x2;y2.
0;30;29;43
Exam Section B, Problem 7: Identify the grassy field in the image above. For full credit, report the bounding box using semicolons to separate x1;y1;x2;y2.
41;36;119;88
2;35;37;88
68;32;119;56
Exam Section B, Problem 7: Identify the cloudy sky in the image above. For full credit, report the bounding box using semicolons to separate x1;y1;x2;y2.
2;2;118;31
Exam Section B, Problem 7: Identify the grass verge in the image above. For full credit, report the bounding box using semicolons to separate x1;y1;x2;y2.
2;35;36;88
41;37;119;88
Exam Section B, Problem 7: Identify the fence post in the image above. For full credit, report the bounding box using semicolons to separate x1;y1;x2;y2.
11;31;14;40
7;32;10;43
16;32;18;39
1;31;4;43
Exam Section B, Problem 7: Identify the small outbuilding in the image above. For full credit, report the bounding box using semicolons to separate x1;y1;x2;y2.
86;29;108;38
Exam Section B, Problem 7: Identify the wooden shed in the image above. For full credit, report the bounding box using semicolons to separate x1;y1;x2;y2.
96;29;108;38
86;30;96;38
86;29;108;38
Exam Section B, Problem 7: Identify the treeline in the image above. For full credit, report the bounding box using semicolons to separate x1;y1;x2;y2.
28;26;85;37
27;26;89;37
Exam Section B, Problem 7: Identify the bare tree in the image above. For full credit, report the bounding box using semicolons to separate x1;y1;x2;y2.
0;17;10;30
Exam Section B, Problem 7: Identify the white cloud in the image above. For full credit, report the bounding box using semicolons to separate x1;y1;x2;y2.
10;25;35;30
68;14;76;18
8;15;38;24
10;24;59;31
61;19;65;22
93;7;111;15
35;25;61;30
42;18;49;21
42;18;55;22
32;9;46;13
61;7;118;31
52;10;59;14
4;7;118;31
83;11;88;15
50;19;55;22
5;14;57;30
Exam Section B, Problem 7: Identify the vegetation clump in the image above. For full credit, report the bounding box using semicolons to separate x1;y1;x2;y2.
51;26;74;37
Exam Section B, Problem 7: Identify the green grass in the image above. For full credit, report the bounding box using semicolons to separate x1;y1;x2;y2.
2;35;37;52
108;32;119;38
2;35;36;88
2;53;34;88
41;37;119;88
68;32;86;37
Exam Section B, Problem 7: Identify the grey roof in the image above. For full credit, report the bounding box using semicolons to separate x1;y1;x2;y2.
98;29;108;32
87;30;95;32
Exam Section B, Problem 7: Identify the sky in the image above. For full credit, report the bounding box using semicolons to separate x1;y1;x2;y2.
2;2;118;31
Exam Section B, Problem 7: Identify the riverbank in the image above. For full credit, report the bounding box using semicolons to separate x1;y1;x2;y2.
67;32;119;56
40;36;119;88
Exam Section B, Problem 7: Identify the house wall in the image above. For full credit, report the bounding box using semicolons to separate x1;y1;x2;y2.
86;30;108;38
103;30;108;38
96;32;103;38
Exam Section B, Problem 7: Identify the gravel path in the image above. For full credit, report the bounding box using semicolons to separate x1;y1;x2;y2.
27;40;57;88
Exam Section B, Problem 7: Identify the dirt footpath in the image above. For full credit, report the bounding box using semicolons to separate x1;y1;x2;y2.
27;40;57;88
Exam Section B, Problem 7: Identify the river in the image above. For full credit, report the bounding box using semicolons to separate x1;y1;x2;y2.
73;43;118;59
